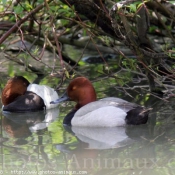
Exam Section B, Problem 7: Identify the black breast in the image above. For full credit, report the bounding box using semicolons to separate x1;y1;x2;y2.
63;109;77;126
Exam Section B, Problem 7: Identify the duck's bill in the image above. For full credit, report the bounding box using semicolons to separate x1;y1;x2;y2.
50;92;70;104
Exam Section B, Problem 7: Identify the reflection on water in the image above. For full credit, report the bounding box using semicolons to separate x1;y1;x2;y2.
64;126;134;149
2;108;59;133
0;97;175;175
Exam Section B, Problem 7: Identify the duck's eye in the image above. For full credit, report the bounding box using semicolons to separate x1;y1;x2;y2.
72;86;77;90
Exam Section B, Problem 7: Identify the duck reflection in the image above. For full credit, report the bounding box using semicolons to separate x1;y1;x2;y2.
2;108;59;142
56;125;151;174
57;124;151;151
70;126;134;149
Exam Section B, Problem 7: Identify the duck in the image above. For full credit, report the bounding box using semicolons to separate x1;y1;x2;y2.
2;76;59;112
50;77;152;127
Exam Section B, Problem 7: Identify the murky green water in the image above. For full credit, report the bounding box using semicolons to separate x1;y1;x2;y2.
1;49;175;175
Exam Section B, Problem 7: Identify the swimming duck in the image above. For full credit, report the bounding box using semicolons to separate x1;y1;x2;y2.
2;76;59;112
50;77;151;127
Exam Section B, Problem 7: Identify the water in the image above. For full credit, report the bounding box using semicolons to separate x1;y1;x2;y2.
1;79;175;175
1;106;175;175
1;49;175;174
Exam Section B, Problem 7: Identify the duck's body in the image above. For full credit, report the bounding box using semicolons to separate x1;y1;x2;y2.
50;77;151;127
70;98;149;127
2;76;59;112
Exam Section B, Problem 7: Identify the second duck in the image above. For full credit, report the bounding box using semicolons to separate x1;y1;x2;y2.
50;77;151;127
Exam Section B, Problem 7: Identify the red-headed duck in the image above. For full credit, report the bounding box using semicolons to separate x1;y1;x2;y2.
50;77;152;127
2;76;59;112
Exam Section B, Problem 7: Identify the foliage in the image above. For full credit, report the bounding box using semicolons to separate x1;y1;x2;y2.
0;0;175;95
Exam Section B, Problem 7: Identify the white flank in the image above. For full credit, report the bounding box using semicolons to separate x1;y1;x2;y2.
71;106;127;127
27;84;59;109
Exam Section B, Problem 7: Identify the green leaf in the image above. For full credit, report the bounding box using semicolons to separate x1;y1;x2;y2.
14;5;24;14
78;61;86;66
129;4;137;12
65;70;70;78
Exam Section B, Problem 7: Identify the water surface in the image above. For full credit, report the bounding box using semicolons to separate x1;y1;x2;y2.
0;49;175;175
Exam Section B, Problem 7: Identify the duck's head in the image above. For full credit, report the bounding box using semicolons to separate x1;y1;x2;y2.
51;77;97;109
2;76;30;106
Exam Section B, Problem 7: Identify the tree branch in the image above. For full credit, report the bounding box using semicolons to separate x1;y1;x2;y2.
0;0;53;45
